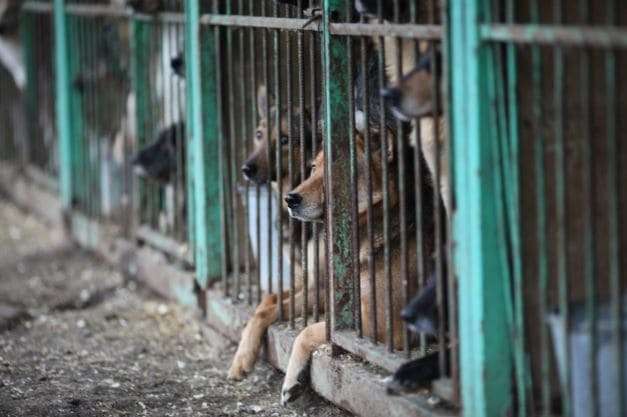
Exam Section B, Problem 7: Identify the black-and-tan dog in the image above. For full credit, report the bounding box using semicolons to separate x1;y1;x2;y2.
355;3;450;217
279;129;437;404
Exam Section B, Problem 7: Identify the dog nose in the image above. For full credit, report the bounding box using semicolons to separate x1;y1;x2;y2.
400;306;415;323
241;163;257;178
380;87;401;103
285;193;302;209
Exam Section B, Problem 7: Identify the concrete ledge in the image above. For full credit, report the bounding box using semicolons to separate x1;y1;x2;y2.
0;164;63;227
203;291;458;417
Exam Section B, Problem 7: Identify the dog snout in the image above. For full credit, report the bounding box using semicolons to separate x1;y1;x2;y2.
400;305;415;323
241;163;257;179
380;87;401;104
285;193;302;209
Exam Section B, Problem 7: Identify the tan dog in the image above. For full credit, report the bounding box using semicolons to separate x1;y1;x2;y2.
370;24;450;216
241;85;314;202
280;133;435;404
380;55;450;214
228;86;321;381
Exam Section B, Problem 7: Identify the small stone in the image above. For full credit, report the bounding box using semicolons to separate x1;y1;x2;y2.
76;319;86;328
157;304;169;315
177;361;186;369
201;402;208;409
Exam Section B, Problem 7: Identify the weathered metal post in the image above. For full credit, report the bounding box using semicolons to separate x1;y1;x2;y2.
322;0;355;340
449;1;514;416
53;0;72;209
185;0;223;291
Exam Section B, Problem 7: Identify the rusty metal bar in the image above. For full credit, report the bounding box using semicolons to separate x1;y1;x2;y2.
480;24;627;48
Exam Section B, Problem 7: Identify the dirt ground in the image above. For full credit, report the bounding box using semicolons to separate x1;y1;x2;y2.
0;199;351;417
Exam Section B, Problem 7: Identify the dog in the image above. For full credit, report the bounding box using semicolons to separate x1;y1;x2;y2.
132;122;186;184
170;53;184;78
228;84;322;381
279;128;438;404
386;251;450;395
354;5;450;217
241;85;315;207
380;51;450;214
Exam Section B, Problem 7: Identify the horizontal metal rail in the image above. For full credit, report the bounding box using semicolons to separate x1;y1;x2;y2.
21;1;52;14
200;14;442;39
22;1;184;22
23;3;442;39
480;24;627;48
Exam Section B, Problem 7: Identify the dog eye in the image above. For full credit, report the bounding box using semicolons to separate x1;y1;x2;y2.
280;136;289;146
255;131;263;140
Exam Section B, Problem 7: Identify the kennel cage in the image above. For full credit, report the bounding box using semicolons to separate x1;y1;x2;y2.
9;0;625;416
451;0;626;416
189;0;459;405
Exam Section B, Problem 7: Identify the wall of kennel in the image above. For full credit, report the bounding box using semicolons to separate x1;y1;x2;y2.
2;0;625;416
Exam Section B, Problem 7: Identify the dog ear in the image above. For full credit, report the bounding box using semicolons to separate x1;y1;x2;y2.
257;85;268;119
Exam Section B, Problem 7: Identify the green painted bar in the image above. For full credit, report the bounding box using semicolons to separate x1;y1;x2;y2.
186;0;222;287
130;17;152;243
67;15;85;212
53;0;73;208
322;0;354;332
450;1;513;416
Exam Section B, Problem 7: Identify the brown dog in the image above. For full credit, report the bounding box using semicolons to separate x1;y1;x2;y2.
241;86;314;201
280;132;435;404
228;86;321;381
380;54;450;214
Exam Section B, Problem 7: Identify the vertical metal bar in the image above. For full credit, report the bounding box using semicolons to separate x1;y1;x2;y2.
606;2;622;416
345;3;359;334
78;16;89;216
309;29;320;324
67;14;84;215
577;2;597;417
20;11;36;168
261;0;273;300
553;1;571;414
449;0;513;415
285;4;296;329
130;16;151;242
528;2;551;415
272;1;283;320
359;36;370;340
395;0;409;360
186;0;222;288
249;22;261;305
225;0;241;298
322;0;354;336
54;0;74;209
296;0;309;328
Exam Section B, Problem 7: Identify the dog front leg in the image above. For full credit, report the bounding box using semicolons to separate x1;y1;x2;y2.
280;321;326;405
228;294;280;380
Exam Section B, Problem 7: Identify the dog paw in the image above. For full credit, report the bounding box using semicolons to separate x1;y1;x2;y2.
228;350;255;380
280;380;306;406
